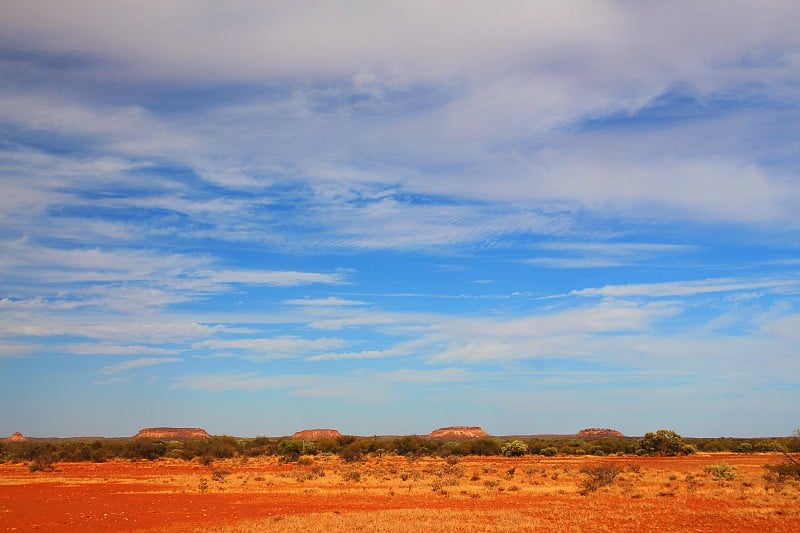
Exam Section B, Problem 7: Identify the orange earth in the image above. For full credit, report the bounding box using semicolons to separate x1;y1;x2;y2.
1;453;798;532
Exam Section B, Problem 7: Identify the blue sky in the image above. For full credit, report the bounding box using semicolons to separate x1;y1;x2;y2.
1;1;799;438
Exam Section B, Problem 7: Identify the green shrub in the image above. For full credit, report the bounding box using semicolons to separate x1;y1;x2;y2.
277;439;314;461
540;447;558;457
705;462;737;481
500;440;528;457
736;442;753;453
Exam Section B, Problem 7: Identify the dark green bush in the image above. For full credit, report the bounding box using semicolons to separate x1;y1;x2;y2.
390;436;427;456
179;436;239;460
461;438;502;456
637;430;695;456
123;439;168;460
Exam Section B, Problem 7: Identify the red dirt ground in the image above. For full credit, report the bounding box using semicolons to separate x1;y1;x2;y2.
1;454;799;532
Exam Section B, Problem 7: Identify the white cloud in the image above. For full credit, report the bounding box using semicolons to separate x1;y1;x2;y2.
526;242;695;269
172;372;335;394
200;269;346;286
759;313;800;341
75;322;220;344
3;2;798;230
101;357;181;374
194;336;346;359
0;340;38;359
305;337;432;361
306;349;402;362
377;367;475;384
64;344;177;356
284;297;367;307
4;1;798;89
570;277;800;298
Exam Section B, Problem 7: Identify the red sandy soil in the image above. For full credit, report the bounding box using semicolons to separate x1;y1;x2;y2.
133;428;210;439
291;429;342;439
428;426;489;438
1;454;799;532
576;428;625;438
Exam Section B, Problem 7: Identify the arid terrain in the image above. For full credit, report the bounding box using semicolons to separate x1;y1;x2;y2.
1;453;799;532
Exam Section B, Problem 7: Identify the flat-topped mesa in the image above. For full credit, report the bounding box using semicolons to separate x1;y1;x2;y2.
428;426;489;439
576;428;625;438
133;427;210;439
292;429;342;440
4;432;27;442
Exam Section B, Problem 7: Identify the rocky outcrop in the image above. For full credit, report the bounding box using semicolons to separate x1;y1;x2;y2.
428;426;489;439
133;427;210;439
576;428;625;438
4;432;27;442
292;429;342;440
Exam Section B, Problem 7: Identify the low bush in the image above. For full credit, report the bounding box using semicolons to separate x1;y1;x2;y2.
500;440;528;457
578;463;622;495
704;462;737;481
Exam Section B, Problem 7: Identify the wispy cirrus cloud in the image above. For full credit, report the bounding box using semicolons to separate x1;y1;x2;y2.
101;357;182;375
525;242;696;269
194;336;346;360
284;297;367;307
63;344;178;356
171;372;366;398
570;277;800;299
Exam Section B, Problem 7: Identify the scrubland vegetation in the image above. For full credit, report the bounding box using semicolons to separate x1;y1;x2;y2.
3;429;799;469
2;430;800;531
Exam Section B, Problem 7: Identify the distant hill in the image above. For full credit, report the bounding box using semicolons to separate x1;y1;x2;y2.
3;432;27;442
428;426;489;438
292;429;342;439
133;427;210;439
576;428;625;438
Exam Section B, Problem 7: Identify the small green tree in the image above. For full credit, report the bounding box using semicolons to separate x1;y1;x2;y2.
637;429;695;456
501;440;529;457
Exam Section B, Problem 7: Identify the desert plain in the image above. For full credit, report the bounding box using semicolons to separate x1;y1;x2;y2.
2;452;799;532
